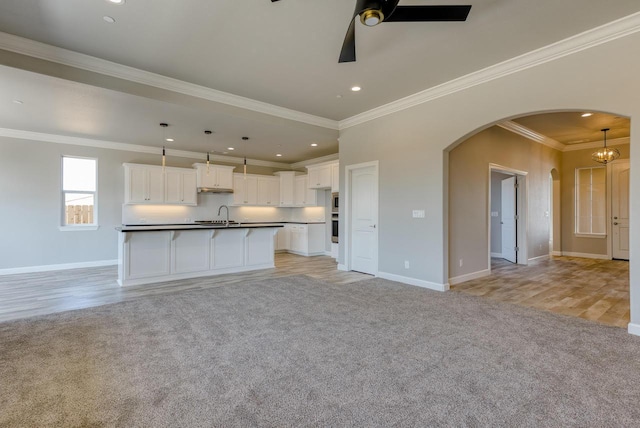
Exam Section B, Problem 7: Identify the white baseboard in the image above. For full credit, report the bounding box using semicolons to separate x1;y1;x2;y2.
0;259;118;276
551;251;562;256
528;254;550;262
490;252;502;258
561;251;610;260
377;271;449;292
323;250;332;256
337;264;348;271
628;323;640;336
449;269;491;285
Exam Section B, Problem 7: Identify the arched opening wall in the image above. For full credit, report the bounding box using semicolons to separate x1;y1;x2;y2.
338;28;640;332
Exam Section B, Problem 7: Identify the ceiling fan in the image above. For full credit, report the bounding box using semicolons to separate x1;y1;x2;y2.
271;0;472;63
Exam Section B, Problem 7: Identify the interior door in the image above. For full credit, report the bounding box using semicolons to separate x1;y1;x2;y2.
350;165;378;275
501;176;517;263
612;160;630;260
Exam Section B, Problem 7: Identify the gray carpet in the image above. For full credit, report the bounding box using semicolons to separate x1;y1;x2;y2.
2;275;640;427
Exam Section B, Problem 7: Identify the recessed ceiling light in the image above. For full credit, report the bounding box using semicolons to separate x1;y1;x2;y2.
310;143;318;147
351;86;361;92
106;0;125;4
165;138;174;142
103;15;116;23
227;147;235;150
12;99;23;104
276;154;282;157
581;112;593;117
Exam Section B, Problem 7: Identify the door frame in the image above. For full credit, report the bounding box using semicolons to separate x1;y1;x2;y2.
344;160;379;274
488;163;529;270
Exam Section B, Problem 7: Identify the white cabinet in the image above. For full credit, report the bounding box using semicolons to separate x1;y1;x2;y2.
165;170;197;205
275;171;297;206
331;162;339;193
233;174;258;205
275;227;290;251
284;223;324;256
124;164;165;204
307;164;332;189
172;229;210;273
256;176;280;206
294;175;318;206
193;163;235;190
122;231;172;280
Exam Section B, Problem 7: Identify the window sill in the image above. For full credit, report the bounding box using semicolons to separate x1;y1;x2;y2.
574;233;606;239
59;225;100;232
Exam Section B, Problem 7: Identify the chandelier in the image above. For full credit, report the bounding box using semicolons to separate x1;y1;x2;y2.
591;128;619;164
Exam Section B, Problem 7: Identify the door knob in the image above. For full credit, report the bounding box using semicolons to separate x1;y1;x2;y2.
614;216;618;220
614;222;619;225
369;224;376;228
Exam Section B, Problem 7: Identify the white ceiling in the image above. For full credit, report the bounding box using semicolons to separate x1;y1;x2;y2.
0;0;639;162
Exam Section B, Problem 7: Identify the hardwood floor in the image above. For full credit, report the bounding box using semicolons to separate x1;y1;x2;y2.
1;253;630;329
451;256;630;328
0;253;372;323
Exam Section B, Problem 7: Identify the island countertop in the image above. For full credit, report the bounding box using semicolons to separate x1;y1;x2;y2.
116;223;284;232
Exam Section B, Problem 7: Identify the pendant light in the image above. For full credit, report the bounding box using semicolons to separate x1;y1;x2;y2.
592;128;620;164
242;136;249;178
204;130;212;175
160;123;168;172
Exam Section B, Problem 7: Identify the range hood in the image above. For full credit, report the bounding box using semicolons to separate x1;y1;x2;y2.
197;187;234;194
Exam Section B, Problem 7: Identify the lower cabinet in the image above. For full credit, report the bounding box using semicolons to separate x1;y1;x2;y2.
281;223;325;256
118;227;279;286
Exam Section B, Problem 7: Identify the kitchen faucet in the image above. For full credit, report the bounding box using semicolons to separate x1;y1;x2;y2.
217;205;229;227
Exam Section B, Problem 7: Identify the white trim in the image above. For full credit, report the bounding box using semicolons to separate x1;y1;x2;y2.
0;32;338;131
58;225;100;232
323;250;332;256
0;127;294;169
339;12;640;129
490;252;502;258
118;263;274;287
290;153;339;170
497;121;565;151
377;271;449;292
337;264;348;271
628;323;640;336
0;259;117;276
561;251;610;260
528;254;550;262
551;251;563;256
449;269;491;285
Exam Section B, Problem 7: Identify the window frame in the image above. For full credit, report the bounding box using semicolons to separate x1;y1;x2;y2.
60;155;99;231
575;166;606;238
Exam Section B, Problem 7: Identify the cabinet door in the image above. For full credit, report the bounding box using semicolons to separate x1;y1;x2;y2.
276;227;290;250
164;170;182;203
278;173;295;206
305;184;317;207
181;172;197;204
308;168;321;189
198;165;217;189
216;167;234;189
245;176;258;205
308;165;331;189
128;166;148;203
233;174;246;205
125;231;171;279
268;179;280;206
257;178;270;205
172;230;210;273
147;168;165;203
331;163;339;192
294;176;306;206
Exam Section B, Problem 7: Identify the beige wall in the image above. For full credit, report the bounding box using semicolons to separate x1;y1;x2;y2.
448;126;561;278
338;28;640;326
561;143;630;256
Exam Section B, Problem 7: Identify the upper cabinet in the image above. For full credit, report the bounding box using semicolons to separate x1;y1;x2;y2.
294;175;317;206
256;176;280;206
307;160;338;190
331;162;339;193
275;171;298;206
124;163;196;205
232;173;258;206
193;163;235;190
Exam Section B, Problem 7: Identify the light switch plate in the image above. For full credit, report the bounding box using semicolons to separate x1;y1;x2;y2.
412;210;425;218
491;211;499;217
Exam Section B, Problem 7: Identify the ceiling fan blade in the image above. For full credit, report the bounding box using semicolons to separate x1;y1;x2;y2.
339;17;357;63
384;5;471;22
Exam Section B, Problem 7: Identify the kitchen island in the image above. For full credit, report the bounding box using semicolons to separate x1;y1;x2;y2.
116;224;283;286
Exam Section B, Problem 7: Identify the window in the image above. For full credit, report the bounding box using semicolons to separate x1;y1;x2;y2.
575;167;605;236
62;156;97;228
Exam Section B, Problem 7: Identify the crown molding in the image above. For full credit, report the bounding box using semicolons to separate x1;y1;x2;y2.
339;11;640;130
0;127;294;169
0;32;339;131
562;136;630;152
290;153;339;170
497;121;565;151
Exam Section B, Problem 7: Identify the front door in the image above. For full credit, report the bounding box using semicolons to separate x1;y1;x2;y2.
501;176;517;263
612;160;630;260
350;165;378;275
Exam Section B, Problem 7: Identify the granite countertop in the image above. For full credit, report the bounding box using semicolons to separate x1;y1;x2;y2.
116;223;285;232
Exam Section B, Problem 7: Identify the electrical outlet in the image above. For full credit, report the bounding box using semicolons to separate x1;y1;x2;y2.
404;260;410;269
491;211;499;217
412;210;425;218
459;259;463;267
